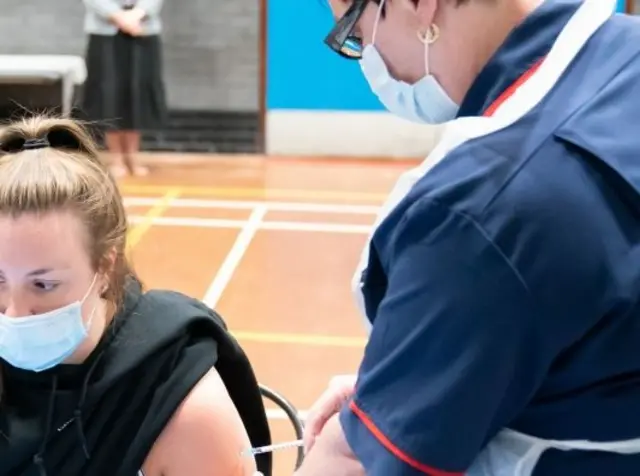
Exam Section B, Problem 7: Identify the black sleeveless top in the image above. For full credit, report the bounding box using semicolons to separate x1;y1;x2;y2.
0;280;271;476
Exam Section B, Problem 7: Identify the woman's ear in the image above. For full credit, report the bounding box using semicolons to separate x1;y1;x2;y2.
98;247;118;295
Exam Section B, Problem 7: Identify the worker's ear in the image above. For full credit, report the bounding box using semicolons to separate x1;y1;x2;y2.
414;0;439;29
393;0;438;30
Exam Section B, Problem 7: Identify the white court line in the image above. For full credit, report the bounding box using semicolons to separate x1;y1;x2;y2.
124;196;380;215
202;206;267;308
266;408;308;421
127;215;371;234
129;205;361;416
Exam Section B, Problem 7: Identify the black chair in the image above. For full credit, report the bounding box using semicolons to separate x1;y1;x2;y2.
259;383;305;470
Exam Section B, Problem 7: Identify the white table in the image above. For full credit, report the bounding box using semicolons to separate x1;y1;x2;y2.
0;55;87;116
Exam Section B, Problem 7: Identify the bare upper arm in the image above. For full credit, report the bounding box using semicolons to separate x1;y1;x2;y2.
143;367;258;476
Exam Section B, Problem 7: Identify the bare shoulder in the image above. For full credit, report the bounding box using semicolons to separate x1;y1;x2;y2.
143;367;258;476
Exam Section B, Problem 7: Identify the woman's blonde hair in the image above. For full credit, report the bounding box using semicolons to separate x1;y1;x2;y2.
0;115;138;403
0;115;136;307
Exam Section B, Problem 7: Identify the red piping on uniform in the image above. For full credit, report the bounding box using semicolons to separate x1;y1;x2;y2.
349;401;464;476
483;57;545;117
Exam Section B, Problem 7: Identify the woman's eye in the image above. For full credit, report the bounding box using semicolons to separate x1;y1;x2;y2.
33;281;60;292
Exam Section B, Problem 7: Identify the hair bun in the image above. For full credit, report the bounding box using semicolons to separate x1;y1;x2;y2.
0;136;29;153
47;126;83;151
0;117;99;160
0;126;86;154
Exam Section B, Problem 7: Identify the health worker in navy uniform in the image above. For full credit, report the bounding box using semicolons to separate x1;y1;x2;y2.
298;1;640;475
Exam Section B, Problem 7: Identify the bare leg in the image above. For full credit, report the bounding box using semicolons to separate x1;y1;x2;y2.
105;131;128;178
122;130;149;176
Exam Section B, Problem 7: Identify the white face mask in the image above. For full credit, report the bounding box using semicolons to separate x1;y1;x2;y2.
0;275;99;372
359;0;459;124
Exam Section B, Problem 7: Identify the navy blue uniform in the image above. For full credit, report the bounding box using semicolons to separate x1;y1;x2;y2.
340;1;640;474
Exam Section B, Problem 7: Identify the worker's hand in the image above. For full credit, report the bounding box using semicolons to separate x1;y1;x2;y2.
303;374;356;454
296;414;364;476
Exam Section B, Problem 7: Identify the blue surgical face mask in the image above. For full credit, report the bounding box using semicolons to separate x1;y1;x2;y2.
0;275;99;372
358;0;459;124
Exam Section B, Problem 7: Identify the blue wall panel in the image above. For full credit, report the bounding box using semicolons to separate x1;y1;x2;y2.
267;0;628;111
266;0;383;111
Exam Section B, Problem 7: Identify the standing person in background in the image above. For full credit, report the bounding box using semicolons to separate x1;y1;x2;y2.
81;0;168;177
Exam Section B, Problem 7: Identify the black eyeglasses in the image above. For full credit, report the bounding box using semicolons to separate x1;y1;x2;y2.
323;0;369;60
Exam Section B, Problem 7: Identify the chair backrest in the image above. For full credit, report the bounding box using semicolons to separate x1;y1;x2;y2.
205;310;273;476
259;384;305;470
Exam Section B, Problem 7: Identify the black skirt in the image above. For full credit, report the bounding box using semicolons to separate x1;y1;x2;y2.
81;32;168;131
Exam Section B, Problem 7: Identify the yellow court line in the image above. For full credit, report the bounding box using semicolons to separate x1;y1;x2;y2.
120;184;388;203
127;187;182;249
231;330;367;348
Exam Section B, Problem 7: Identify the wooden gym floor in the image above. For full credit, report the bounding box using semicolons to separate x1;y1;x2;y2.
120;153;413;475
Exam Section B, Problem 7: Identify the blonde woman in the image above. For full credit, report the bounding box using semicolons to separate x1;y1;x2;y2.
0;116;268;476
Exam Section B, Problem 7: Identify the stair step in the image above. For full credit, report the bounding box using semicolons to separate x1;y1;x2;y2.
144;128;258;142
141;110;260;153
0;84;260;154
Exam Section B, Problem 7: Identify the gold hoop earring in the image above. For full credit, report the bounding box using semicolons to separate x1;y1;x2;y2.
417;24;440;45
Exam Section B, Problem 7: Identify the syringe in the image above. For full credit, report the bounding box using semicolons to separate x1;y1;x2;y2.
241;439;304;457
